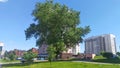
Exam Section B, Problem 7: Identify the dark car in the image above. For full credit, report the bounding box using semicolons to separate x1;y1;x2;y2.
20;58;26;63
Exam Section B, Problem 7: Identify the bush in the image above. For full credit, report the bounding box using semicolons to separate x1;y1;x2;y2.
102;52;113;59
116;52;120;56
23;51;37;62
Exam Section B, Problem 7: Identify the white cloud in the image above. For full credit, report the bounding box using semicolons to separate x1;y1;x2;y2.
0;0;8;3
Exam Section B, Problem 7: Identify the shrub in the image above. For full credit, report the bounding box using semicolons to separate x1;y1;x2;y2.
23;51;37;62
102;52;113;59
116;52;120;56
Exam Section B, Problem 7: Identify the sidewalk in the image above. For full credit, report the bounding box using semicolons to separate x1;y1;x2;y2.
72;60;120;65
0;64;1;68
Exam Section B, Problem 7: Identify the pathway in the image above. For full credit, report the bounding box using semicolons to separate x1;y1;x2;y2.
72;60;120;65
0;63;2;68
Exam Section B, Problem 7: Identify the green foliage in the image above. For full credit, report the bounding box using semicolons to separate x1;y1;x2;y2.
7;52;16;61
53;41;65;59
47;45;56;62
4;51;9;58
93;56;120;63
100;51;104;55
101;52;113;59
116;52;120;56
23;51;37;62
3;51;17;61
77;52;80;55
25;0;90;59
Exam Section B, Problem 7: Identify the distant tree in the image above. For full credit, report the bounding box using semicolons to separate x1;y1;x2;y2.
102;52;113;59
8;52;16;60
100;51;104;55
116;52;120;56
23;51;37;62
25;0;90;59
77;52;80;55
4;51;9;58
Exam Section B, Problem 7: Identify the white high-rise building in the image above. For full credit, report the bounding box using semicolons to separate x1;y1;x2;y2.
85;34;116;55
63;43;80;55
0;42;5;58
72;44;80;55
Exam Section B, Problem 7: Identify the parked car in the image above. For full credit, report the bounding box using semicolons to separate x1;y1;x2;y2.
16;57;22;60
20;58;26;63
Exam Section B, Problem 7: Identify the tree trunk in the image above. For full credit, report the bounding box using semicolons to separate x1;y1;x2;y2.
55;54;58;60
55;51;60;60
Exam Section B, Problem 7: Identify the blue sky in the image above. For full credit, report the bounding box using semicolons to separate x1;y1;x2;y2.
0;0;120;52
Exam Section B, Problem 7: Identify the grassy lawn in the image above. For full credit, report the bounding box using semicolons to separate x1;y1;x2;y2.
2;61;120;68
0;59;20;63
93;55;105;59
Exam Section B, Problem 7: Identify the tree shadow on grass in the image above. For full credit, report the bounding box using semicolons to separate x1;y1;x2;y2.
92;57;120;64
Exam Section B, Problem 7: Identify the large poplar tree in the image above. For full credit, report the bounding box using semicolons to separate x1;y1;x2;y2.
25;0;90;59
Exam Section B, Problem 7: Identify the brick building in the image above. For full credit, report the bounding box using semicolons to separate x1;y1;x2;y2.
29;48;38;54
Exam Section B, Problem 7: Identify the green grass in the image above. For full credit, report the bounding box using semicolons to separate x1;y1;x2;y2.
0;59;20;63
93;56;105;59
2;61;120;68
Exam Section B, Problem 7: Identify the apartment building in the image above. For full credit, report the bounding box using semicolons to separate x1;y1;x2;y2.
28;48;38;54
38;43;80;59
0;42;5;58
14;49;26;57
63;43;80;55
85;34;116;55
38;43;48;60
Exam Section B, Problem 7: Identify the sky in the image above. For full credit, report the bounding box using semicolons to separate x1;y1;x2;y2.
0;0;120;52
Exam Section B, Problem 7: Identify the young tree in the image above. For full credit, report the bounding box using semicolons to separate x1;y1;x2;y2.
25;0;90;59
47;45;56;67
23;51;37;62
